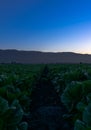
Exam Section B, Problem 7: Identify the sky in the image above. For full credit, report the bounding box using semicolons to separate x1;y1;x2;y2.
0;0;91;53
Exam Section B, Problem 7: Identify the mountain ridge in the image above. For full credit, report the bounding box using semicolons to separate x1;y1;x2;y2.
0;49;91;64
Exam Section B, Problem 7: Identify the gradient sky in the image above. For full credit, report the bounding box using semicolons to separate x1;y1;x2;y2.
0;0;91;53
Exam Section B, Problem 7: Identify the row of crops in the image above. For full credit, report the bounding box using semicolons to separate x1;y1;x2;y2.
0;64;44;130
0;63;91;129
49;64;91;130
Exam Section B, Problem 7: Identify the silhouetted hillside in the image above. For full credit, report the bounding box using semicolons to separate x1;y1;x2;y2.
0;49;91;64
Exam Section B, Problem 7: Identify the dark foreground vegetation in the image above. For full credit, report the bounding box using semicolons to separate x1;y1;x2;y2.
0;63;91;130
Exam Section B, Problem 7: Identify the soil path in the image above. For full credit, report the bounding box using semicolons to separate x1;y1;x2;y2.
29;66;73;130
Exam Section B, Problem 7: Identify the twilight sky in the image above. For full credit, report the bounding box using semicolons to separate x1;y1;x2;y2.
0;0;91;53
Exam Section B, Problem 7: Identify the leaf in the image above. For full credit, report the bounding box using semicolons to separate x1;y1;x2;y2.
0;96;9;116
83;103;91;127
76;102;87;112
82;80;91;96
74;120;86;130
86;93;91;104
6;100;23;126
61;82;82;111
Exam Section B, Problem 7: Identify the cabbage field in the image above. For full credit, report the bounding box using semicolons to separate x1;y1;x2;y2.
0;63;91;130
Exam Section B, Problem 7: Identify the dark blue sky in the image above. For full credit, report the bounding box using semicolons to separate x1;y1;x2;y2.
0;0;91;53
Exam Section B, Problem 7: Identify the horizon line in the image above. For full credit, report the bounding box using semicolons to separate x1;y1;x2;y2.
0;49;91;55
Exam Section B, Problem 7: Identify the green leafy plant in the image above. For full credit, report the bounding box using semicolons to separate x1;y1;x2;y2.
61;82;82;111
74;119;91;130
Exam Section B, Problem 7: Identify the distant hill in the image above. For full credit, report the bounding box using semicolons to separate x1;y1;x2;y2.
0;49;91;64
